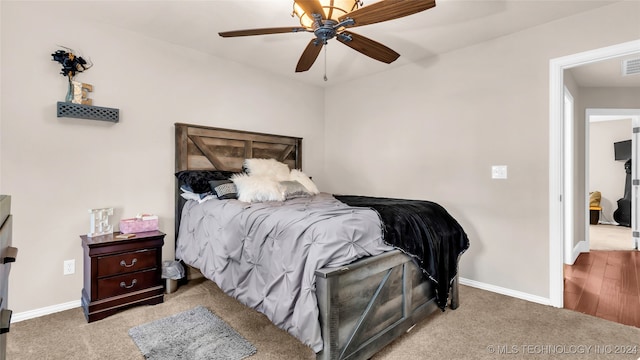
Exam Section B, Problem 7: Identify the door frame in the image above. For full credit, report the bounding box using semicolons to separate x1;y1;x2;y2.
563;87;575;264
549;39;640;308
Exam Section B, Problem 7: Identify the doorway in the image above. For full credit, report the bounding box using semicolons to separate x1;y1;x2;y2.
586;111;638;251
549;39;640;308
567;110;640;326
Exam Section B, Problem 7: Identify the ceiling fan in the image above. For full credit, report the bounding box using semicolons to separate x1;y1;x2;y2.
219;0;436;73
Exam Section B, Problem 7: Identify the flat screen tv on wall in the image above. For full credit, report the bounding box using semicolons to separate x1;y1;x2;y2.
614;139;632;161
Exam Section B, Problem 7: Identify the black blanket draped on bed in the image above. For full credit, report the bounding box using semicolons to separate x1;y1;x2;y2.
334;195;470;310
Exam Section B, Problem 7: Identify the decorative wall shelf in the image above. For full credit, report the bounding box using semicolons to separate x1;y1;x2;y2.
56;102;119;123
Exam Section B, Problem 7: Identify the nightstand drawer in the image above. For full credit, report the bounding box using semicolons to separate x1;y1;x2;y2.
96;269;158;300
97;249;157;277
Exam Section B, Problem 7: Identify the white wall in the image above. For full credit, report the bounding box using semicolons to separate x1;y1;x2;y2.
323;1;640;299
0;2;325;314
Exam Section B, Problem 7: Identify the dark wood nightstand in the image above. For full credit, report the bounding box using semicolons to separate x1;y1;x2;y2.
80;230;164;322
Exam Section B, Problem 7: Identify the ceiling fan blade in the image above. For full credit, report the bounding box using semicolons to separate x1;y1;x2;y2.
340;0;436;27
337;31;400;64
296;39;324;72
294;0;326;20
219;27;308;37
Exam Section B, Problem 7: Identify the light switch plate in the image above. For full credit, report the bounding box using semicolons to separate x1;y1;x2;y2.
492;165;508;179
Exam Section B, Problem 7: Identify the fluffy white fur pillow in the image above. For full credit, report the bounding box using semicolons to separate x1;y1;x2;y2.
289;169;319;194
243;158;291;181
231;173;285;202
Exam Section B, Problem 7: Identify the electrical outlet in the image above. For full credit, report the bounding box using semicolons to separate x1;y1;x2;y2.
491;165;508;179
63;259;75;275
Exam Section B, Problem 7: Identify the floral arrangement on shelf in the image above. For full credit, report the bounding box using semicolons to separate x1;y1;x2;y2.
51;47;94;104
51;47;92;78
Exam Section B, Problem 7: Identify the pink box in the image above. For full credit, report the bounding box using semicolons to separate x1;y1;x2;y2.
119;215;158;234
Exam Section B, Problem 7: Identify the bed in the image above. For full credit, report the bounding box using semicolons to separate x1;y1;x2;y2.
174;123;469;360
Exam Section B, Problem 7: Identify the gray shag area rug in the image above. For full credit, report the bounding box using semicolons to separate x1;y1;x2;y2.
129;305;257;360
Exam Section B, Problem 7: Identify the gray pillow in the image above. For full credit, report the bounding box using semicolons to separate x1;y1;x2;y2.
280;180;312;200
209;180;238;200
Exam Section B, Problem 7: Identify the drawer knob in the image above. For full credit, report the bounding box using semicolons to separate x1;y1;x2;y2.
119;258;137;268
120;279;137;289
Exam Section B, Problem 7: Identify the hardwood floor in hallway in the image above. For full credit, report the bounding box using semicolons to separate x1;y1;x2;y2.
564;250;640;328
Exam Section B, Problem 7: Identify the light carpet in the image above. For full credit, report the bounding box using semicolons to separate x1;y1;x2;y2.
129;305;256;360
590;224;636;250
7;278;640;360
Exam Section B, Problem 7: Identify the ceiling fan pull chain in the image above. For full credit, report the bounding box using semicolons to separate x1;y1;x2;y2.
324;45;328;82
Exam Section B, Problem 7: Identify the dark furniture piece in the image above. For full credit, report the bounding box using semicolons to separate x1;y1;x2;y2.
81;230;165;322
613;159;632;227
0;195;17;360
589;206;601;225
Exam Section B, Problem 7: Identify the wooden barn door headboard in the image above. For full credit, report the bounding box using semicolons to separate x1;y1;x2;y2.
175;123;302;172
174;123;303;240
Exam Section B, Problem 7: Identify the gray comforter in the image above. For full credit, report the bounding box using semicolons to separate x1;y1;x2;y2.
176;193;393;352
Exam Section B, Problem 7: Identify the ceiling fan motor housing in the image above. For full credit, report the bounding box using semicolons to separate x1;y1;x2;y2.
312;17;355;44
313;20;337;43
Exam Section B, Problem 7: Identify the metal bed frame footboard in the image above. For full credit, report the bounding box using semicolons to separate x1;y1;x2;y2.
315;250;459;360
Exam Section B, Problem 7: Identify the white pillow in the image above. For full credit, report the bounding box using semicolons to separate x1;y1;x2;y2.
289;169;319;194
231;173;285;202
243;158;291;181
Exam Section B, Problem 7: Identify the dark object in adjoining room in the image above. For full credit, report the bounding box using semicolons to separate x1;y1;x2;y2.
614;139;631;161
590;208;601;225
589;191;602;225
613;159;632;227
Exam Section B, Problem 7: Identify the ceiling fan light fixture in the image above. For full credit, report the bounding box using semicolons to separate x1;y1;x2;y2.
293;0;361;29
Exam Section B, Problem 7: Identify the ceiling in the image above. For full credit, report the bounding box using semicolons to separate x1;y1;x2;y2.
569;55;640;88
58;0;639;87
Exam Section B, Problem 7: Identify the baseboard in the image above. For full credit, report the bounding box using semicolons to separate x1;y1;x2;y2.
11;300;81;323
569;240;589;265
459;277;551;307
597;221;618;225
14;278;553;323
